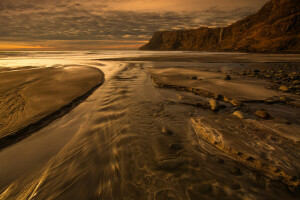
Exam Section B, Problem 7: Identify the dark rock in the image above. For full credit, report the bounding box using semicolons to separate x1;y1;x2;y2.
231;167;243;176
247;156;255;162
162;127;174;135
223;75;231;80
191;76;198;80
168;143;183;151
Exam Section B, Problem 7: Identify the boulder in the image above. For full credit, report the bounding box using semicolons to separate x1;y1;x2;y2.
255;110;269;119
233;111;247;119
209;98;219;111
230;99;242;107
279;85;289;92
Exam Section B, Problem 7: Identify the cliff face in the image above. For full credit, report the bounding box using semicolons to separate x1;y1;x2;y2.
140;0;300;53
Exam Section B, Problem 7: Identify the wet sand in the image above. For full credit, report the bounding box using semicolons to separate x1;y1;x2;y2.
0;66;104;148
0;52;300;199
144;57;300;189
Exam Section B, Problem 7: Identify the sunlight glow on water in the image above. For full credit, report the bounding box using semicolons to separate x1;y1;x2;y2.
0;50;246;68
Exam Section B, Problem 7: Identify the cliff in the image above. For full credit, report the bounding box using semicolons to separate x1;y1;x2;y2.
140;0;300;53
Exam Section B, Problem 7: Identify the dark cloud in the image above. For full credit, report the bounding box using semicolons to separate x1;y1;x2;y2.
0;0;268;49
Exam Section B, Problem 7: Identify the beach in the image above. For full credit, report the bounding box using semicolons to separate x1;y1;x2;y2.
0;65;104;149
0;51;299;199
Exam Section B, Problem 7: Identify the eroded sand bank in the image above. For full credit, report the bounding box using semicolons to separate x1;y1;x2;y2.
0;66;104;148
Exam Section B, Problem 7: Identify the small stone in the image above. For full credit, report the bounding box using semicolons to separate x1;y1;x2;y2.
233;111;247;119
223;74;231;80
191;76;197;80
291;75;299;80
279;96;292;102
162;127;174;135
168;143;183;151
265;74;272;78
247;156;255;162
275;168;281;173
209;98;219;111
279;85;289;92
231;167;242;176
214;94;221;99
265;99;274;104
230;99;242;106
293;80;300;85
255;110;269;118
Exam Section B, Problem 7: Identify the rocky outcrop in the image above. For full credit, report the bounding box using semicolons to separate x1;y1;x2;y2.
140;0;300;53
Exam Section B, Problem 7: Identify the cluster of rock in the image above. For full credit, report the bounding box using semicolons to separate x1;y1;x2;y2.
239;66;300;95
140;0;300;53
209;97;270;120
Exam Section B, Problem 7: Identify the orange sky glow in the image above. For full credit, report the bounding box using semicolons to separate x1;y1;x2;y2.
0;0;269;50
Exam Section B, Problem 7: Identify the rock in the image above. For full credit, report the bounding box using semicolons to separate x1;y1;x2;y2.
293;80;300;85
255;110;269;118
233;111;247;119
279;85;289;92
168;143;183;151
230;99;242;107
282;77;290;81
265;99;275;104
191;76;197;80
223;75;231;80
162;127;174;135
265;74;272;78
279;96;291;102
231;167;243;176
209;98;219;111
290;75;299;80
214;94;221;99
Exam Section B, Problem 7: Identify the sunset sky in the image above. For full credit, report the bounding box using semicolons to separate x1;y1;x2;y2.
0;0;269;50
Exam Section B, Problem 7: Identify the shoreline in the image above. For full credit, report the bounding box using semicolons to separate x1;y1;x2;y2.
96;53;300;63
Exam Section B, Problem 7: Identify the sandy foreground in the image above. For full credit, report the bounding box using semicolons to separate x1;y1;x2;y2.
0;52;299;199
100;53;300;189
0;65;104;148
148;60;300;188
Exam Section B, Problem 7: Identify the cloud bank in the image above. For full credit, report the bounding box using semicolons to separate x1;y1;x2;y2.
0;0;269;50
